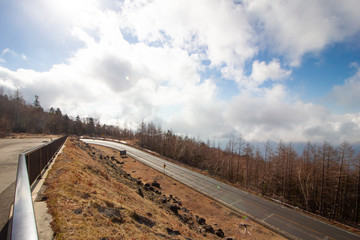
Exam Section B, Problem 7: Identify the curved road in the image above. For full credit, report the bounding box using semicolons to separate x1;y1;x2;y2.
83;139;360;240
0;137;52;237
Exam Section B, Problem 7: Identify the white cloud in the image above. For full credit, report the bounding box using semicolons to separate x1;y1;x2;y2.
220;59;291;92
163;82;360;144
250;59;291;85
1;48;27;62
222;84;360;143
245;0;360;66
0;71;18;90
329;67;360;111
120;0;256;74
2;48;11;55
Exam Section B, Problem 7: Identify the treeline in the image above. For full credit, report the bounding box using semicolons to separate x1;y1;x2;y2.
136;121;360;227
0;90;134;139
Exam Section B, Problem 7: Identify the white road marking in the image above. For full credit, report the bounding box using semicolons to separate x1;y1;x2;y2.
209;190;223;196
262;213;274;222
230;199;243;206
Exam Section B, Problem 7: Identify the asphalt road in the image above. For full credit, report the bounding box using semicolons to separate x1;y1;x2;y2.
0;138;51;237
83;139;360;240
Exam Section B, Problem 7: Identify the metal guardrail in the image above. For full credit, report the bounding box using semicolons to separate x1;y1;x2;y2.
10;136;67;240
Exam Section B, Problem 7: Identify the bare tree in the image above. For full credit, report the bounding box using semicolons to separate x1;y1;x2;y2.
333;142;354;220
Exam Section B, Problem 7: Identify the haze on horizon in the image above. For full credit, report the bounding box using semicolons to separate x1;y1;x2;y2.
0;0;360;145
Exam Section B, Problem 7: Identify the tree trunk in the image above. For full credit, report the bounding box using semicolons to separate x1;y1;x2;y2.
333;147;345;220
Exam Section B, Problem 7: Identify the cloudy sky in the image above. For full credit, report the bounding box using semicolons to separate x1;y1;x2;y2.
0;0;360;144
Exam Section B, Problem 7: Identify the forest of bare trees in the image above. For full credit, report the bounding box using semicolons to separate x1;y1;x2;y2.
135;121;360;227
1;90;360;227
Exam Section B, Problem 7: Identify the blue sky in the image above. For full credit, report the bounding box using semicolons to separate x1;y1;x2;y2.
0;0;360;145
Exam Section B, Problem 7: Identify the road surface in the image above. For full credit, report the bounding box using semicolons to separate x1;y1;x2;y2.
0;137;51;237
82;139;360;240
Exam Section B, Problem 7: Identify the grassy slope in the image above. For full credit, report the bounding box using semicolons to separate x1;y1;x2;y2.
44;139;283;240
45;139;213;240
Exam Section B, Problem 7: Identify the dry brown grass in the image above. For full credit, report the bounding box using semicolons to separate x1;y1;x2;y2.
44;138;284;240
45;139;212;239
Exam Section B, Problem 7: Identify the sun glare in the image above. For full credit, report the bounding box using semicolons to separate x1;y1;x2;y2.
42;0;99;27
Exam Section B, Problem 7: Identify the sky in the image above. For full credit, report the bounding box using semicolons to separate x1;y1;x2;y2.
0;0;360;145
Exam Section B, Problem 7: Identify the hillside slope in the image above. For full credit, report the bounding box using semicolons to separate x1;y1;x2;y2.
43;138;283;239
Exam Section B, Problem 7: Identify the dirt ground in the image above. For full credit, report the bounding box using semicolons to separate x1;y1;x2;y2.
2;133;61;139
95;145;284;240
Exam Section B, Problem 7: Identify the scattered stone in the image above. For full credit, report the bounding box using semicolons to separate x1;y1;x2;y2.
203;224;215;234
196;216;206;225
108;162;116;169
166;228;181;236
111;217;124;224
151;181;161;189
111;156;116;160
181;207;189;212
173;198;182;206
97;205;123;221
131;212;156;228
73;208;83;214
161;196;167;204
137;188;144;198
216;228;225;238
137;180;143;186
144;183;152;191
170;204;180;215
179;213;193;224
